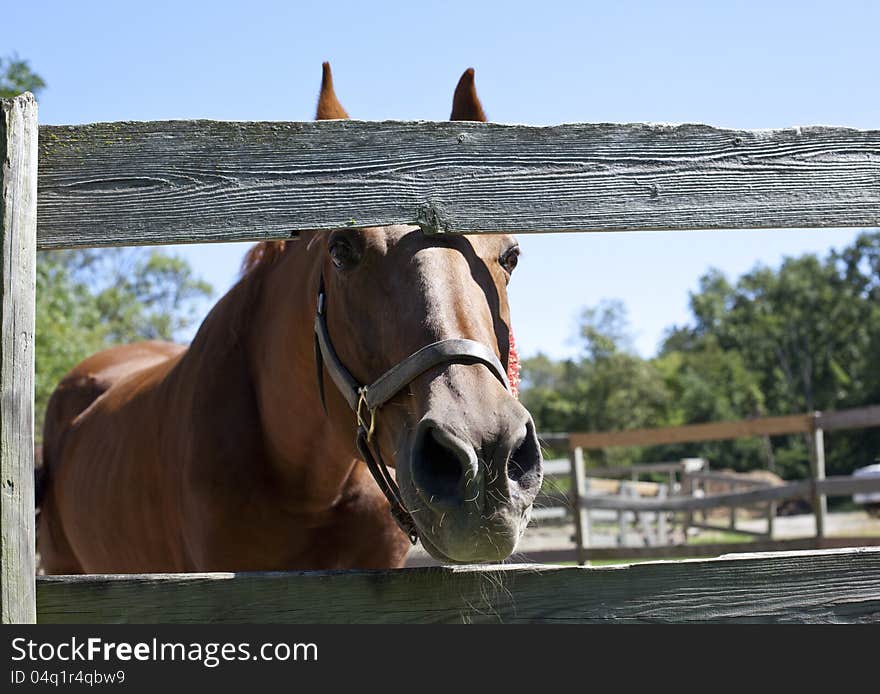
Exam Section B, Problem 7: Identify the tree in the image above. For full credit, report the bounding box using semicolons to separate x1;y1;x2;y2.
0;54;45;98
5;55;215;440
661;232;880;476
521;231;880;479
35;249;213;440
522;301;671;466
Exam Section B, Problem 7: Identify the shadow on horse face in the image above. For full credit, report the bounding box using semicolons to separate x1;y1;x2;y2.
317;225;543;562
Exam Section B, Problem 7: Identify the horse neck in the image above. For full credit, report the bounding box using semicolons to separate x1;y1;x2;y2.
241;242;360;510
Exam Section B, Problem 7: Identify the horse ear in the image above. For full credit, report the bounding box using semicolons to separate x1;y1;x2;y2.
450;68;487;122
316;62;349;120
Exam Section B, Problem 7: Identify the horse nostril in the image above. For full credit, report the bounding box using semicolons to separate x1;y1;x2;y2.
412;421;476;506
506;421;543;490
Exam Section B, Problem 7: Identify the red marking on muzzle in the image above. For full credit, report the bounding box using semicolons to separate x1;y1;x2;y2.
508;328;520;399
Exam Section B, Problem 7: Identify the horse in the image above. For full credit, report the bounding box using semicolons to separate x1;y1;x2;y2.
36;64;543;573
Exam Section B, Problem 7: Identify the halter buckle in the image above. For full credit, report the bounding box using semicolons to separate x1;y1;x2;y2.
356;387;377;442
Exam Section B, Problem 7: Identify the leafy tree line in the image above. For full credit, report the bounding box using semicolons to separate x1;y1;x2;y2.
521;231;880;481
2;56;213;438
36;250;212;437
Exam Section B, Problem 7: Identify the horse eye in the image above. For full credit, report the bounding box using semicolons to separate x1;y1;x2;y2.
500;246;520;274
329;239;359;270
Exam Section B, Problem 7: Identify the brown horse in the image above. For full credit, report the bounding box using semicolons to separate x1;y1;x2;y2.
37;64;543;573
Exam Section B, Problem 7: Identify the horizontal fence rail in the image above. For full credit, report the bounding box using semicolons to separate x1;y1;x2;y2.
35;548;880;623
578;475;880;512
569;414;813;449
37;120;880;249
567;405;880;449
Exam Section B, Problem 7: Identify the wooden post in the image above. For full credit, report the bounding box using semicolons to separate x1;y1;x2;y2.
809;415;827;539
568;446;589;566
618;483;632;547
729;480;738;531
1;94;38;624
681;467;693;540
656;485;668;545
638;485;652;546
766;501;776;539
583;477;592;549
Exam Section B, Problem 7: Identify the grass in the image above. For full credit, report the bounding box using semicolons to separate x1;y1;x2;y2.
687;530;756;545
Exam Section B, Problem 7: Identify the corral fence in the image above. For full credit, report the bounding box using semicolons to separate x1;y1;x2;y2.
3;93;880;622
527;406;880;564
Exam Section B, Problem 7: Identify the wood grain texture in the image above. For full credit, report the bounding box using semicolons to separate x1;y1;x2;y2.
1;94;38;624
36;120;880;250
36;548;880;623
569;413;813;449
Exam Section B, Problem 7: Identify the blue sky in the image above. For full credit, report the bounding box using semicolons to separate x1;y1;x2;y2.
7;0;878;357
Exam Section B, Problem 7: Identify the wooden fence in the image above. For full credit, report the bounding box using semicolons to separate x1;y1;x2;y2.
35;547;880;623
3;92;880;623
540;406;880;564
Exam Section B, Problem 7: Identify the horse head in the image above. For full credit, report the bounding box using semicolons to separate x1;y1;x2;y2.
303;64;543;563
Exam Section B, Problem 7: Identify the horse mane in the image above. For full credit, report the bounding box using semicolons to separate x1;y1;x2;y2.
183;240;293;361
240;240;289;276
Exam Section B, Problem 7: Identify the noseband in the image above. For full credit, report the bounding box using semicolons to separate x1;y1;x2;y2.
313;274;511;544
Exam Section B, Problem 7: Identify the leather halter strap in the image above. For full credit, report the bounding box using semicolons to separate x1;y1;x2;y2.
313;274;511;543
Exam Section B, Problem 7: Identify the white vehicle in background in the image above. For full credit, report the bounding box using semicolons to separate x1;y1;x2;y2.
853;464;880;518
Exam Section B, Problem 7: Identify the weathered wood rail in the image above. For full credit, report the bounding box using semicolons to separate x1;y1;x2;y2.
35;548;880;623
567;406;880;449
37;120;880;249
3;91;880;623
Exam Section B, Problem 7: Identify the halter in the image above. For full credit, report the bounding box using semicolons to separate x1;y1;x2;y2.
313;274;511;544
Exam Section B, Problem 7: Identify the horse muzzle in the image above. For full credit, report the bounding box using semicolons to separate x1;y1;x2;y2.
401;396;543;563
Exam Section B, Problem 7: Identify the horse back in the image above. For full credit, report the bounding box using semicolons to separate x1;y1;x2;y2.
38;341;185;573
42;341;185;474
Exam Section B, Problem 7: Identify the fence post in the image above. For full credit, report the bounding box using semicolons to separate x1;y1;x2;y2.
766;500;776;539
568;446;589;566
729;480;737;531
618;483;632;547
638;484;652;545
681;466;693;540
657;484;668;544
1;94;38;624
809;414;827;539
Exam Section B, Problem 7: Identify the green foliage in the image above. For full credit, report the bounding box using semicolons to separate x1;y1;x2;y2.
522;231;880;479
522;300;671;466
0;54;46;98
35;249;213;440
